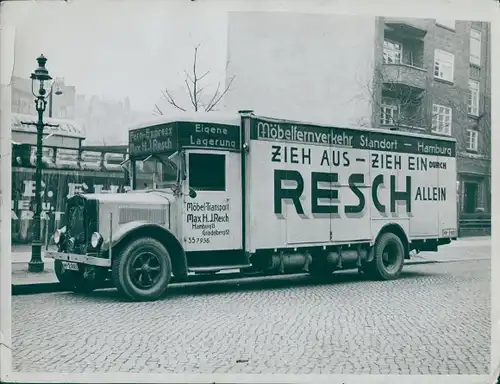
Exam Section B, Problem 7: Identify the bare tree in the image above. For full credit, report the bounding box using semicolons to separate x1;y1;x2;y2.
153;44;236;115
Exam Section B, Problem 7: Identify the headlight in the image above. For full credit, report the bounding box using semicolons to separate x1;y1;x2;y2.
91;232;103;248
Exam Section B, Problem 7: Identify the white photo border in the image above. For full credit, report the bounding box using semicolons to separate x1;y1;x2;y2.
0;0;498;383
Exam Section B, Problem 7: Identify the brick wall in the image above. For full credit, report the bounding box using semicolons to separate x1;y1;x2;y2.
375;18;491;218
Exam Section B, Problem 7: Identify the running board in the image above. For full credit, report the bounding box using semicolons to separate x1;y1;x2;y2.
188;264;252;274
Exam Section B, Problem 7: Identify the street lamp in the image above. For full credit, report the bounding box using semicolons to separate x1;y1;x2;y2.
49;77;63;118
23;54;59;272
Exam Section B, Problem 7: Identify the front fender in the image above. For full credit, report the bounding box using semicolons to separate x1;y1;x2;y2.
101;220;149;252
101;221;188;279
101;221;181;252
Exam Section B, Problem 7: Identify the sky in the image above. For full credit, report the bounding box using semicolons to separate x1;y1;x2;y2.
11;1;229;114
3;0;497;118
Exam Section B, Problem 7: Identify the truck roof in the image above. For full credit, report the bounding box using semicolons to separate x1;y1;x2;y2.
128;112;241;132
127;111;456;143
254;115;457;143
82;191;172;204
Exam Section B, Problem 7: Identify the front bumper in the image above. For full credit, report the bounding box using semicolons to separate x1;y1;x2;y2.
45;251;111;267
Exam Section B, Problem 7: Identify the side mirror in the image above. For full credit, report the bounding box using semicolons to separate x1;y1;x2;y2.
188;188;197;199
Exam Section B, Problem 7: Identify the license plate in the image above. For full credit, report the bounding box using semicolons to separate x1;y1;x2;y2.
61;261;79;271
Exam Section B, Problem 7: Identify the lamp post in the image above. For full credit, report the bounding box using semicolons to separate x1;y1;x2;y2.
22;55;59;273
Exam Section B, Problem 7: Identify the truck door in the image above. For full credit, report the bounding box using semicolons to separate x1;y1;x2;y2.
182;150;242;251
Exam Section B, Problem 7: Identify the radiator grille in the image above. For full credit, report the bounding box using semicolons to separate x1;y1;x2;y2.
119;207;167;225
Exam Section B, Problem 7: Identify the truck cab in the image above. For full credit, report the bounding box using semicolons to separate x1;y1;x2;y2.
47;112;249;300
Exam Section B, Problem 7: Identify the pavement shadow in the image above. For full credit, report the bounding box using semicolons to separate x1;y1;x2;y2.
78;268;438;303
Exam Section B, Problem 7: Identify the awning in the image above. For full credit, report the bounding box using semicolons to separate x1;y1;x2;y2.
11;113;85;139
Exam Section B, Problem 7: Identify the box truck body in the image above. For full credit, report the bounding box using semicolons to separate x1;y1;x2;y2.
244;115;457;251
46;112;457;301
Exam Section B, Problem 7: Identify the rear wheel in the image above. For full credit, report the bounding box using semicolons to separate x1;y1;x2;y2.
54;260;105;293
366;232;405;280
112;237;172;301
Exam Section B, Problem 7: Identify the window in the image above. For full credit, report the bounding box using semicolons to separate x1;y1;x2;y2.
383;40;402;64
435;19;455;30
188;153;226;191
466;129;478;151
470;29;481;66
58;107;67;119
468;79;480;116
380;97;399;125
434;49;455;82
432;104;452;135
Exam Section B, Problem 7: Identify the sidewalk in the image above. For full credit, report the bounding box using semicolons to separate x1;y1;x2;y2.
409;236;490;263
12;245;58;287
10;236;491;294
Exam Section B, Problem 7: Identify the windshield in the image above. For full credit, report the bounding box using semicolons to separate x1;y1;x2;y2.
134;152;180;190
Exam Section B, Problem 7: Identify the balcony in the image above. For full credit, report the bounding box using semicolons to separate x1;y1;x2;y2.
381;37;427;90
384;18;428;38
381;63;427;90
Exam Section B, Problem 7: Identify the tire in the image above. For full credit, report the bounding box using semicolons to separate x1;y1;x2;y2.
54;260;104;293
111;237;172;301
366;232;405;280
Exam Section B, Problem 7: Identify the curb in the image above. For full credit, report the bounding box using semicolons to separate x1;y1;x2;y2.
12;282;69;295
404;260;439;266
405;257;490;265
12;280;114;296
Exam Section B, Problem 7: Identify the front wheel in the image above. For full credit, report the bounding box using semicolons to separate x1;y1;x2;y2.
365;232;405;280
112;237;172;301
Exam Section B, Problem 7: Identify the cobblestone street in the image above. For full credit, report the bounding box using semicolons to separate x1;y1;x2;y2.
11;251;491;375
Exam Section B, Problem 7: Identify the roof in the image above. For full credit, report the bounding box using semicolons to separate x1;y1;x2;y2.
127;111;241;132
11;113;85;139
253;114;457;143
83;190;172;204
80;144;128;154
126;111;456;143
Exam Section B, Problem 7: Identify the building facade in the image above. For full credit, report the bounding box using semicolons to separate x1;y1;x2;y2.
12;76;76;119
75;95;151;145
222;13;491;232
374;18;491;222
11;76;83;149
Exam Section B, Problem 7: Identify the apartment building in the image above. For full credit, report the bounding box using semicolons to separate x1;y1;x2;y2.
374;18;491;220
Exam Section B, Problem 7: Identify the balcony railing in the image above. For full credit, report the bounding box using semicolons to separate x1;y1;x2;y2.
381;63;427;90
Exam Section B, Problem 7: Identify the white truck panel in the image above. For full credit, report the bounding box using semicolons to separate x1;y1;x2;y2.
246;116;457;252
182;150;243;252
438;157;458;237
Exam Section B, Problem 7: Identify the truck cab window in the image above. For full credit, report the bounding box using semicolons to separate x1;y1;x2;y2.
188;153;226;191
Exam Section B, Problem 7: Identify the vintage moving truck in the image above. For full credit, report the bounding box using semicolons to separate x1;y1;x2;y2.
46;111;457;301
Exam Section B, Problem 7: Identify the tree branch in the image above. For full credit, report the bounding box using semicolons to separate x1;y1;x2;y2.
161;89;187;112
185;78;197;111
205;75;235;112
153;104;163;116
155;43;236;114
